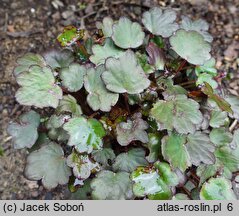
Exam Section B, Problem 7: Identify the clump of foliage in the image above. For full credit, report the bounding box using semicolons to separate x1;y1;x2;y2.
8;7;239;200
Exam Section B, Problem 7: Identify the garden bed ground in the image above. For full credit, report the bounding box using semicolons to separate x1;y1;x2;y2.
0;0;238;199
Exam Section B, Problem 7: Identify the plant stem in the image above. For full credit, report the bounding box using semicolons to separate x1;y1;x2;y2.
123;93;130;114
176;59;187;73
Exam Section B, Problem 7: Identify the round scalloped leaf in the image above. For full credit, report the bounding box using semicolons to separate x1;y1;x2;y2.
46;114;70;142
112;17;145;49
186;132;215;166
116;113;149;146
195;58;217;76
14;53;46;76
84;65;119;112
56;95;82;117
209;128;233;147
154;162;179;187
60;63;86;92
181;16;213;43
142;7;178;37
63;117;106;153
200;177;236;200
162;133;191;172
16;66;62;108
196;164;218;186
102;50;150;94
57;26;84;47
91;170;133;200
92;148;116;167
97;17;114;37
169;29;211;65
89;39;124;65
43;49;74;69
113;148;148;173
67;151;100;180
24;143;71;189
209;111;228;128
196;73;218;89
145;133;162;163
131;167;172;200
7;111;40;149
150;94;203;134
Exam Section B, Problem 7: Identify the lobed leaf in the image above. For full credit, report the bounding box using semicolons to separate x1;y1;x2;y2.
113;148;148;172
16;66;62;108
181;16;213;43
92;148;116;167
200;177;236;200
60;63;86;92
84;65;119;112
63;117;106;153
102;50;150;94
170;29;211;65
91;170;133;200
14;53;46;76
112;17;145;49
25;143;71;189
7;111;40;149
142;7;178;37
116;113;149;146
97;17;114;37
89;38;124;65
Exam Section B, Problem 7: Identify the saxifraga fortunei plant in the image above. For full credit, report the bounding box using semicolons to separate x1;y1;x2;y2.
7;7;239;200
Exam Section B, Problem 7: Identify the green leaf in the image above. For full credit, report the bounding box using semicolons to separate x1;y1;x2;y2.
172;193;190;200
43;49;74;69
202;83;233;114
116;113;149;146
67;151;100;180
60;63;86;92
102;50;150;94
209;128;233;147
57;26;84;47
46;114;70;142
154;161;179;187
150;94;203;134
112;17;145;49
56;95;82;117
136;52;155;74
200;177;236;200
209;111;228;128
146;42;165;70
91;170;133;200
181;16;213;43
97;17;114;37
16;66;62;108
24;143;71;189
7;111;40;149
131;167;172;200
186;132;215;166
196;73;218;89
92;148;116;167
14;53;46;76
169;29;211;65
197;164;218;186
230;129;239;149
113;148;148;172
145;133;162;163
225;95;239;119
161;133;191;171
69;179;92;200
195;58;217;76
63;117;106;153
84;65;119;112
89;38;124;65
142;7;178;37
157;78;187;98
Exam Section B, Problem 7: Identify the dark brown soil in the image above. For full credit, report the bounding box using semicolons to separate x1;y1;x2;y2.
0;0;238;200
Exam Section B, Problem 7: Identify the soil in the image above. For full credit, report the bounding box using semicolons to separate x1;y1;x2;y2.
0;0;238;200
